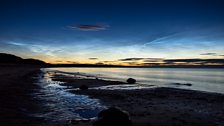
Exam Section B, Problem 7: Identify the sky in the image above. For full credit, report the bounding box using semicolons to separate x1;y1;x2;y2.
0;0;224;65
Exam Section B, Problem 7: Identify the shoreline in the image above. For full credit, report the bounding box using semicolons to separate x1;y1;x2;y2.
47;71;224;126
0;67;224;126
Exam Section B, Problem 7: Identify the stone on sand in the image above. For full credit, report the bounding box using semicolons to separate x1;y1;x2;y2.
93;107;132;126
127;78;136;84
79;85;88;90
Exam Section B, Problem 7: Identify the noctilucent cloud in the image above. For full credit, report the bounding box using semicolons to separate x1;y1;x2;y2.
0;0;224;65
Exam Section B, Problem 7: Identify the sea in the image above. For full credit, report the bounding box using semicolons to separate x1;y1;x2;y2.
46;67;224;94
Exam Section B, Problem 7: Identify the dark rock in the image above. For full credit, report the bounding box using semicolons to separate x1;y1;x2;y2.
127;78;136;84
172;83;192;86
173;83;181;85
79;85;88;90
93;107;132;126
185;83;192;86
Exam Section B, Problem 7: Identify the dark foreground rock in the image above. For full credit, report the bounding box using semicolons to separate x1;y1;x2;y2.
172;83;192;86
93;107;132;126
127;78;136;84
79;85;89;90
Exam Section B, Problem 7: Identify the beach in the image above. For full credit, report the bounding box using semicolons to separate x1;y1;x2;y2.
49;71;224;126
74;88;224;126
0;67;224;126
0;65;43;126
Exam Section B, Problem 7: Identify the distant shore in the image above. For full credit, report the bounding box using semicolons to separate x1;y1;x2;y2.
48;64;224;68
0;67;224;126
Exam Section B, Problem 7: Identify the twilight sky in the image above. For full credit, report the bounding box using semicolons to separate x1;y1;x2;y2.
0;0;224;65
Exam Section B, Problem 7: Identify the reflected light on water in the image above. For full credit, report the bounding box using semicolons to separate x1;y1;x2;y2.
31;70;106;121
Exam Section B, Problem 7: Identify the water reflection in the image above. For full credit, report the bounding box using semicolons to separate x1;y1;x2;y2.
46;67;224;94
32;70;106;121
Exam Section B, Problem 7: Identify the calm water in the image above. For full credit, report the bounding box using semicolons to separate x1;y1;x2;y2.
47;67;224;94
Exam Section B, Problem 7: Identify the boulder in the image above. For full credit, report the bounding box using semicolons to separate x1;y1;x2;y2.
126;78;136;84
79;85;88;90
185;83;192;86
93;107;132;126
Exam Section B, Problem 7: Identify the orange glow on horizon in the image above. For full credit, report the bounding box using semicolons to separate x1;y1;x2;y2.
30;54;224;66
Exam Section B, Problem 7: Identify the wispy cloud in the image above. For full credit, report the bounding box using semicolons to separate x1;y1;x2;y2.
89;58;98;60
68;24;109;31
200;53;224;57
6;41;64;56
118;58;145;61
200;53;217;56
143;33;179;46
164;59;224;64
7;42;26;46
118;58;163;62
66;61;79;64
108;58;224;66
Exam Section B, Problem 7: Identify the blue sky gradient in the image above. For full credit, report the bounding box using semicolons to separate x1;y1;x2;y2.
0;0;224;64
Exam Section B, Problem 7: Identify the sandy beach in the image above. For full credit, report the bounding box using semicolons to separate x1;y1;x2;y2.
74;88;224;126
0;65;43;126
1;68;224;126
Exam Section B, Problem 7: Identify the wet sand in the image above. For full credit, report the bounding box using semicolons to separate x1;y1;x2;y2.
74;88;224;126
51;72;126;88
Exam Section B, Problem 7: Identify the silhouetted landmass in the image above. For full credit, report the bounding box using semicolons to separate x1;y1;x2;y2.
22;58;46;65
0;53;47;66
1;53;224;68
0;53;23;63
